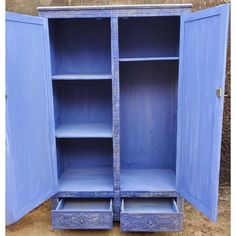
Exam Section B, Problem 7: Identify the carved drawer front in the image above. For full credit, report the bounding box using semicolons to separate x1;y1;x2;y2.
120;198;183;232
52;198;113;229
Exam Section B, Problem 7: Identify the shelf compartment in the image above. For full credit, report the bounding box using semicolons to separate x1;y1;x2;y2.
58;168;113;193
119;57;179;62
55;123;112;138
53;80;112;127
52;198;113;229
49;18;111;74
120;61;178;173
121;169;176;192
52;74;112;80
119;16;180;58
120;198;182;232
56;138;113;195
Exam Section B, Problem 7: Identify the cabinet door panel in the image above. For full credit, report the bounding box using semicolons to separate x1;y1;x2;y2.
6;12;57;224
177;4;229;221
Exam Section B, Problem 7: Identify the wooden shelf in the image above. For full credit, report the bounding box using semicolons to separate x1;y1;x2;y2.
58;168;113;192
121;169;176;192
119;57;179;62
52;74;112;80
55;123;112;138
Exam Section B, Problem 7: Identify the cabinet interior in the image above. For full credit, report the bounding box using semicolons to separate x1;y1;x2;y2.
49;16;180;194
57;199;112;211
119;16;180;59
7;3;229;228
122;198;178;213
120;61;179;192
56;138;113;192
52;80;112;130
49;18;111;75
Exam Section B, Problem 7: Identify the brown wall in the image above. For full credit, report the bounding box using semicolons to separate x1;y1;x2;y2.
6;0;231;186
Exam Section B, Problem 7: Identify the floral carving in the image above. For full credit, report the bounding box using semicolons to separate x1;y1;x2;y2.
121;214;182;232
53;212;112;229
39;8;191;18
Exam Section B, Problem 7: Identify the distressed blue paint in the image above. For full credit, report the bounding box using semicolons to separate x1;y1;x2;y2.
58;168;113;192
6;3;229;231
6;12;57;224
177;197;184;213
121;169;176;192
59;199;111;210
176;4;230;222
38;4;192;18
49;18;111;75
119;17;180;58
111;17;121;222
52;80;112;127
52;74;112;80
119;195;184;215
121;213;182;232
55;124;112;138
119;56;179;62
52;211;112;229
122;199;178;213
54;191;114;198
57;138;112;169
120;198;182;232
52;199;113;229
121;191;180;198
120;61;178;171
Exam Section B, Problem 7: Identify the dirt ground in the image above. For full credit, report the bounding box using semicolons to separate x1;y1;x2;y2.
6;187;230;236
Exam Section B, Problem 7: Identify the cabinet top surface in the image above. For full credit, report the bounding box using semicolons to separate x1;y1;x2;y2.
37;4;192;11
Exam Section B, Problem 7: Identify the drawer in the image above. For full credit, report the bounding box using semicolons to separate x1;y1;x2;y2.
52;198;113;229
120;198;183;232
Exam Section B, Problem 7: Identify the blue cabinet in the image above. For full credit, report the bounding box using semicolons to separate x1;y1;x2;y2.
6;3;229;232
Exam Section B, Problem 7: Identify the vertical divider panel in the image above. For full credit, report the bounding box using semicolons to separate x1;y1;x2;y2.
111;17;120;221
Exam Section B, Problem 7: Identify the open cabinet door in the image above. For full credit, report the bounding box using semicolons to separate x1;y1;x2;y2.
176;4;229;221
6;12;58;224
